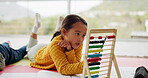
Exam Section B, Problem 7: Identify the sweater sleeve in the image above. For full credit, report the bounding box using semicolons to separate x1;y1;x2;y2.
49;42;84;75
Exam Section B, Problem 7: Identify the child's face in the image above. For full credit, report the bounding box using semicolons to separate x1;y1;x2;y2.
63;22;87;49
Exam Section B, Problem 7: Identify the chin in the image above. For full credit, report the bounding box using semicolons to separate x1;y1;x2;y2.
73;46;79;49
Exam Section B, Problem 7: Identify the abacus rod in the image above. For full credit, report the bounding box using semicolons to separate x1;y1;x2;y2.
88;64;109;68
98;77;107;78
103;44;114;46
101;57;111;59
101;61;110;63
88;49;112;51
89;44;113;47
103;53;111;56
99;69;108;72
105;40;115;42
99;73;108;76
103;49;113;50
100;65;109;68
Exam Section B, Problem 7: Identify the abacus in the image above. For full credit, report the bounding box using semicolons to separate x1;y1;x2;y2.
82;29;121;78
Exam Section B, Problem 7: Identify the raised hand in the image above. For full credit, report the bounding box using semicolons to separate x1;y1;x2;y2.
58;40;72;51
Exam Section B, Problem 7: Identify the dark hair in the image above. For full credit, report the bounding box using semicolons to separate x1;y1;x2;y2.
51;14;87;41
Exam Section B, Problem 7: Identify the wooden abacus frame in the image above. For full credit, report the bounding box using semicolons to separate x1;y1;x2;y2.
82;29;121;78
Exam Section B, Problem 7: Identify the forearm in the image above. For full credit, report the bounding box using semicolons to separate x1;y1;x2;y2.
58;61;84;75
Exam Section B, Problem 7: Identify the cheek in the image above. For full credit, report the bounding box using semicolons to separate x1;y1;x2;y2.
70;38;76;43
64;34;72;41
82;37;84;41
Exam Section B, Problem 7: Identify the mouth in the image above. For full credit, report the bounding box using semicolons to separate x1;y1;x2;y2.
75;43;80;46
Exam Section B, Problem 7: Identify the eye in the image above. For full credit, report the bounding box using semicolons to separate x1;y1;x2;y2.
75;33;80;36
83;34;86;37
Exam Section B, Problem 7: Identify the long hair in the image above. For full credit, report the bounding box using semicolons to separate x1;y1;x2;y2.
51;14;87;41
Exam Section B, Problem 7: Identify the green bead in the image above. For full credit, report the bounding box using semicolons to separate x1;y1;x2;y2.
89;45;103;49
89;66;100;70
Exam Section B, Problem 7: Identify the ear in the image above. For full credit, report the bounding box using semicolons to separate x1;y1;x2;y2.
61;28;67;35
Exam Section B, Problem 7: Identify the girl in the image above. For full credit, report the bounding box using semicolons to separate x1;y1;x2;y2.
27;14;87;75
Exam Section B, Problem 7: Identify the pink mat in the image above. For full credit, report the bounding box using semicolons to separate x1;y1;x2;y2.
116;57;148;69
0;65;57;74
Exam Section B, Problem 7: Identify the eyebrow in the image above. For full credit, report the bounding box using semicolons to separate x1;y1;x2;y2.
75;30;81;32
75;30;86;34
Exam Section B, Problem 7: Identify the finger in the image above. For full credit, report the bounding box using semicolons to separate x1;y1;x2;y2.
60;41;66;47
62;43;68;47
63;44;68;47
59;41;66;47
58;41;61;46
59;40;64;45
58;40;64;45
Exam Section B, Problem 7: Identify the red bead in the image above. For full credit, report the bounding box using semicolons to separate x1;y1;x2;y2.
107;35;115;39
90;36;94;39
98;36;102;39
87;57;101;62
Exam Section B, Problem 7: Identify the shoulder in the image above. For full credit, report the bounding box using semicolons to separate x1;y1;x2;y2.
50;35;62;45
47;35;64;51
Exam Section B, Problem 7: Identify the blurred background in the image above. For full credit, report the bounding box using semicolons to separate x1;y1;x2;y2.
0;0;148;39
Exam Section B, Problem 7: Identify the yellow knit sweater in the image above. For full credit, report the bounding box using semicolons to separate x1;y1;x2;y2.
30;35;84;75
